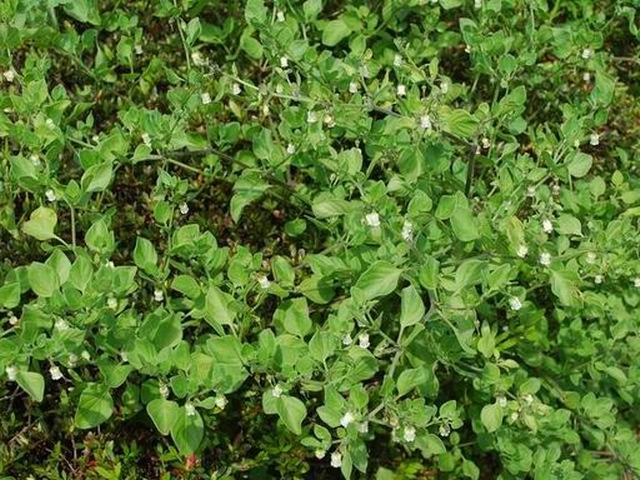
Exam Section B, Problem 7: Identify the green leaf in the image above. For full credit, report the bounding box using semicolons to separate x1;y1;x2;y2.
451;205;479;242
240;33;264;60
397;367;427;396
63;0;101;25
322;19;351;46
557;214;582;236
81;161;113;193
0;282;20;309
28;262;59;297
75;384;114;429
400;285;425;327
133;237;158;274
480;403;503;433
245;0;267;25
277;395;307;435
205;286;236;327
439;108;479;138
353;261;401;301
283;297;312;337
171;407;204;454
303;0;322;20
22;207;57;241
16;371;45;402
567;152;592;178
550;269;581;307
147;399;180;435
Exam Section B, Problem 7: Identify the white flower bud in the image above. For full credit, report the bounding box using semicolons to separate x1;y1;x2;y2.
201;92;211;105
509;297;522;311
215;395;227;409
258;275;271;289
439;424;450;437
179;202;189;215
634;277;640;288
581;48;593;59
589;133;600;146
135;44;143;55
231;83;241;95
397;84;406;96
420;115;432;130
8;314;18;326
280;56;288;68
349;81;358;93
50;365;63;381
393;54;402;67
401;221;413;241
330;451;342;468
403;426;416;442
6;365;17;381
153;289;164;302
365;212;380;228
159;383;170;399
45;189;56;202
358;333;370;349
307;111;318;123
542;219;553;233
497;396;507;407
286;143;296;155
342;334;352;346
516;244;528;258
272;384;283;398
539;252;552;267
594;274;603;284
191;51;206;66
185;402;196;416
276;10;285;22
340;411;354;427
3;69;16;82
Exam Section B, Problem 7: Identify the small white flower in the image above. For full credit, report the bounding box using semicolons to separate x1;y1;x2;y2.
497;396;507;407
539;252;552;267
49;365;63;381
330;451;342;468
315;449;326;459
481;137;491;149
441;81;449;94
153;289;164;302
81;350;91;361
509;297;522;311
68;353;78;367
276;10;285;22
159;383;170;399
185;402;196;416
215;395;227;409
8;314;18;326
516;244;529;258
323;114;335;128
135;44;143;55
465;44;471;54
201;92;211;105
474;0;482;8
475;145;481;155
3;69;16;82
307;111;318;124
45;189;56;202
191;51;206;66
349;81;358;93
420;115;432;130
141;133;151;146
120;351;128;362
358;333;370;349
30;154;41;166
403;426;416;442
393;54;402;67
397;84;406;96
439;424;450;437
365;212;380;228
258;275;271;289
106;260;115;268
272;384;283;398
55;319;70;331
92;135;100;143
542;218;553;234
107;297;118;310
286;143;296;155
231;83;242;96
552;184;561;196
401;221;413;241
583;72;591;83
594;274;603;284
179;202;189;215
523;394;534;405
634;277;640;288
510;412;519;422
280;56;288;68
586;252;596;264
6;365;17;381
342;334;352;346
527;186;536;197
340;411;354;427
589;133;600;146
357;422;369;433
581;48;593;60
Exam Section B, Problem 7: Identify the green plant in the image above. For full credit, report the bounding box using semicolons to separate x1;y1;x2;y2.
1;0;640;478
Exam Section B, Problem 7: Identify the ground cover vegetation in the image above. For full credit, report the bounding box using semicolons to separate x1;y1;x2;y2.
1;0;640;478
